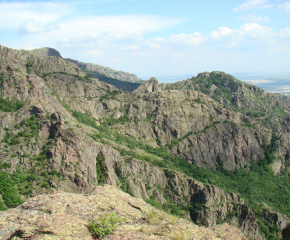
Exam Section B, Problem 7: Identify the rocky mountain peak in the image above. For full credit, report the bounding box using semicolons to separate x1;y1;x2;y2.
134;77;161;93
30;47;62;58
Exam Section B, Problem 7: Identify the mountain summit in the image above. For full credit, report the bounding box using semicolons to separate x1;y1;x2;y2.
31;47;62;58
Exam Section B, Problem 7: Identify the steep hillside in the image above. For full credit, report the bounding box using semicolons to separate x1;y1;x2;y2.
1;44;290;239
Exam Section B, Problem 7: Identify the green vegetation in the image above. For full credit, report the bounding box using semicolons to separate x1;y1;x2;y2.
2;115;41;146
41;71;85;81
96;154;107;184
99;90;121;101
72;110;98;128
0;170;25;208
0;97;24;112
88;212;124;238
145;195;192;218
25;59;34;74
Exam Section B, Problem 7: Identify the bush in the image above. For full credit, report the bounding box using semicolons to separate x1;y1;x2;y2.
88;212;123;238
25;59;33;74
0;200;6;211
145;208;165;225
2;186;22;207
96;154;107;184
0;97;25;112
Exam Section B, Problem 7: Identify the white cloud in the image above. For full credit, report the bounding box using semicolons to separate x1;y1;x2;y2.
57;15;182;41
210;27;235;40
17;19;59;35
278;1;290;15
279;28;290;38
111;32;143;42
147;42;161;49
239;23;274;38
166;23;276;49
151;37;165;42
232;0;274;12
168;33;207;45
120;45;140;51
238;13;270;22
172;53;186;58
0;2;70;30
33;14;183;51
87;50;102;57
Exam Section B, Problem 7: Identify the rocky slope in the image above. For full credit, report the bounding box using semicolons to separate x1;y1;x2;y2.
0;44;290;239
0;185;247;240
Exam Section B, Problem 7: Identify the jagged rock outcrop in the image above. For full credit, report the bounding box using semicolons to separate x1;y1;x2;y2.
191;185;261;240
134;77;162;93
0;185;247;240
261;203;290;234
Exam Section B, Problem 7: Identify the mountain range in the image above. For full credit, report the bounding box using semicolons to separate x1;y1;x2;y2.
0;45;290;239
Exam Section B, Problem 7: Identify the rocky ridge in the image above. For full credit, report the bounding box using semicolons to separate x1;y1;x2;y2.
0;44;290;239
65;58;142;83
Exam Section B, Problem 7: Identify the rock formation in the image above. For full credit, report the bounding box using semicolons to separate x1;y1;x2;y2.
0;44;290;239
134;77;162;93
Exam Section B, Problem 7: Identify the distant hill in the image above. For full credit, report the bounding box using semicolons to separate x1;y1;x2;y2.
81;69;142;92
65;58;144;83
29;47;143;91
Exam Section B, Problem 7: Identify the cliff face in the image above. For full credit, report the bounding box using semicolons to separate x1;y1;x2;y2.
99;148;262;239
0;44;290;239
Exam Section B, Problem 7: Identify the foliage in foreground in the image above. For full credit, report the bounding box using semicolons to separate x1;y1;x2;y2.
88;212;124;238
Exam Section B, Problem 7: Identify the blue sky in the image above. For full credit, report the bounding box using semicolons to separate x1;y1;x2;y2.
1;0;290;87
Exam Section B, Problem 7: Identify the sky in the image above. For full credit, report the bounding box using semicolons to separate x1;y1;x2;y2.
0;0;290;88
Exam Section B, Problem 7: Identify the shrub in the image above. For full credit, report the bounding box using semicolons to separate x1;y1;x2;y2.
0;97;25;112
0;200;7;211
145;208;165;225
172;231;190;240
25;59;33;74
88;212;123;238
96;154;107;184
